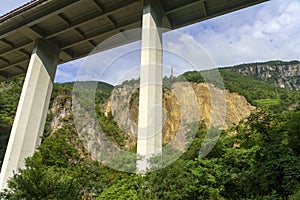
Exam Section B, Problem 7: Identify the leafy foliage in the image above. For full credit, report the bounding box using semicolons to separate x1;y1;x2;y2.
1;109;299;199
0;61;300;199
0;122;125;200
0;77;23;166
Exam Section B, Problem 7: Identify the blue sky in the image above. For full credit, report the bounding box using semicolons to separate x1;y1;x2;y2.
1;0;300;85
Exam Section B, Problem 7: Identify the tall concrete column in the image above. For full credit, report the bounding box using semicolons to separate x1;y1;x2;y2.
0;39;59;190
137;0;163;172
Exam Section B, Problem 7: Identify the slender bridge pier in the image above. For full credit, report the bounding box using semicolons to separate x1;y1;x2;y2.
0;0;268;190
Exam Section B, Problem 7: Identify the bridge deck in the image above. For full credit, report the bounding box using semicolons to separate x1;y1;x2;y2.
0;0;268;81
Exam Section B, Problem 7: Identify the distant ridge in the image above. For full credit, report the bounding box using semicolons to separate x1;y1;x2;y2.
222;60;300;91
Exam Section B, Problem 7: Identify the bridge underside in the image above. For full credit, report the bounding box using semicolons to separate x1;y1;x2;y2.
0;0;268;81
0;0;269;190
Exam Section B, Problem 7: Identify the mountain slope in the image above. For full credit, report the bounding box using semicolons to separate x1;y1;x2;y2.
0;60;299;165
223;60;300;90
0;60;299;199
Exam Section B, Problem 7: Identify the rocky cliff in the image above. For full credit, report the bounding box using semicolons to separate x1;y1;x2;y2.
101;82;255;148
225;61;300;91
47;81;254;150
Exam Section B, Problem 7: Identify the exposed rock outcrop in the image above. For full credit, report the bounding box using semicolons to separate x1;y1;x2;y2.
102;82;255;147
226;61;300;90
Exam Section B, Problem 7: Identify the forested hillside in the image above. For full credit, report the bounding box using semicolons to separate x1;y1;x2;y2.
0;61;299;199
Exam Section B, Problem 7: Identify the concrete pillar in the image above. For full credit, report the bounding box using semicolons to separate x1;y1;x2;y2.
0;39;59;190
137;0;163;172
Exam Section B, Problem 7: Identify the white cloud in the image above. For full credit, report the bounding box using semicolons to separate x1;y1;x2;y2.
163;31;216;72
178;0;300;67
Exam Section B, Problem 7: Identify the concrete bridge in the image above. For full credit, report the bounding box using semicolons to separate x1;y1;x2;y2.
0;0;268;190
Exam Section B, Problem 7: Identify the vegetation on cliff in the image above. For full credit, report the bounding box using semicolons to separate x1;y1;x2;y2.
1;109;300;199
223;60;300;91
0;61;299;199
180;69;300;112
